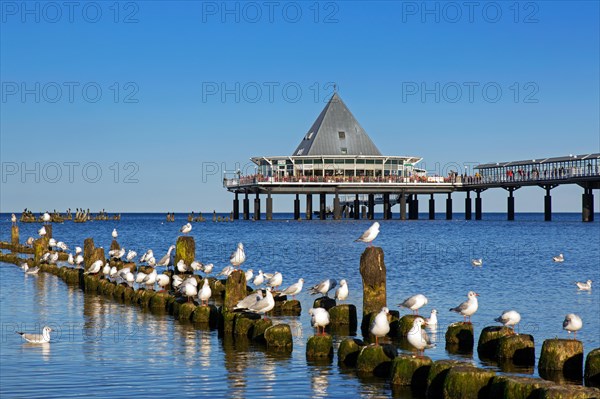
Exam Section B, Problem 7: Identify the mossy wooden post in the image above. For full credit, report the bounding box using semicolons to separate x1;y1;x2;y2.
44;224;52;239
338;338;364;367
477;326;513;359
539;338;584;380
224;270;247;311
329;304;357;333
426;360;472;399
489;375;554;399
359;247;386;316
356;345;396;377
445;322;474;353
306;335;333;360
110;240;120;251
313;297;336;310
537;385;600;398
442;366;495;399
396;315;420;338
585;348;600;388
11;225;19;246
391;354;433;389
33;237;49;264
497;334;535;366
83;237;95;269
264;324;293;352
174;236;195;273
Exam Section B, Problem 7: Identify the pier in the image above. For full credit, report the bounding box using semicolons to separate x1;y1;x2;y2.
224;93;599;222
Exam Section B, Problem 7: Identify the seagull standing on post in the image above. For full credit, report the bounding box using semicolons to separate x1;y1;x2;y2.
230;242;246;270
180;223;192;235
355;222;380;246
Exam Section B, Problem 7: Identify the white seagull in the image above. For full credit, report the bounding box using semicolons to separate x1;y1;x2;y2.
230;242;246;269
244;269;254;282
449;291;479;323
198;278;212;306
84;260;103;275
471;258;483;267
563;314;583;339
112;228;118;239
399;294;428;315
553;253;564;263
235;291;263;310
253;270;265;286
157;245;176;268
277;278;304;299
267;272;283;289
16;326;52;343
575;280;592;291
126;250;137;262
425;309;438;328
246;288;275;320
11;213;17;225
179;279;198;302
75;246;82;255
310;279;337;297
176;260;190;273
495;310;521;333
38;226;46;237
25;266;39;275
335;279;349;302
217;265;234;278
370;307;390;345
407;317;435;355
202;263;214;275
180;223;192;235
355;222;380;246
75;255;84;268
67;253;74;265
42;212;51;224
309;307;330;335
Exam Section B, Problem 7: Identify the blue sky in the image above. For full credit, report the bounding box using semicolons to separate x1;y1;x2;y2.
1;1;598;213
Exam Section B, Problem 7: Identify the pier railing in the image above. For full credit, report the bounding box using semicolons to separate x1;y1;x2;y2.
223;174;452;188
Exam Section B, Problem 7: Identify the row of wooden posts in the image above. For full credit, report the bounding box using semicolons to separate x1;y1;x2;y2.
2;229;600;398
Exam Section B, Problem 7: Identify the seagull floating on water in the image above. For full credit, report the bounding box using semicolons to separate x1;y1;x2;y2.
425;309;438;328
310;279;337;297
25;266;40;275
495;310;521;333
309;307;330;335
407;317;435;356
553;253;564;263
563;314;583;339
16;326;52;343
449;291;479;323
180;223;192;235
370;307;390;345
575;280;592;291
471;258;483;267
399;294;428;315
355;222;380;246
335;279;348;302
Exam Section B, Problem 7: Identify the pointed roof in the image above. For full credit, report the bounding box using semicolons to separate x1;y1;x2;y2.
292;93;382;156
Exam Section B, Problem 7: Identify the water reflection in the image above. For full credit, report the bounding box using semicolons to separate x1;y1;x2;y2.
21;342;51;362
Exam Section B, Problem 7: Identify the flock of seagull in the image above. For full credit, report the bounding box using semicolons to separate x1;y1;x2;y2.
15;219;591;353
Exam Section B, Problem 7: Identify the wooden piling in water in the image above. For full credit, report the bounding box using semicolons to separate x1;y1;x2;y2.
445;322;474;353
539;338;584;381
11;226;19;246
174;236;195;271
306;335;333;360
585;348;600;388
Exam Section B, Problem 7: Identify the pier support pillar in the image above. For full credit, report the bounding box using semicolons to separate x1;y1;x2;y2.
582;188;594;222
400;192;407;220
233;192;240;220
368;194;375;220
507;189;515;221
465;191;472;220
334;193;341;220
254;193;261;220
361;205;367;219
266;193;273;221
319;193;326;220
354;195;360;220
446;193;452;220
429;194;435;220
306;194;312;220
243;192;249;220
544;187;553;221
383;193;390;220
475;191;482;220
293;194;300;220
410;195;419;220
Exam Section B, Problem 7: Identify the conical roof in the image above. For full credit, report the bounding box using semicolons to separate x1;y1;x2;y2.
292;93;382;156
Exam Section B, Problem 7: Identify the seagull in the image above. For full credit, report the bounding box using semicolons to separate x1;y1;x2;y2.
495;310;521;334
38;226;46;237
56;241;68;251
42;212;51;224
180;223;192;235
310;279;337;297
563;314;583;339
67;253;74;265
112;228;118;239
179;279;198;302
425;309;438;328
109;266;119;281
25;266;39;275
109;248;126;261
126;250;137;262
102;264;111;278
277;278;304;299
335;279;349;302
26;237;34;246
176;260;190;273
140;249;153;264
575;280;592;291
267;272;283;289
190;261;203;272
20;262;29;271
202;263;214;275
309;307;330;335
16;326;52;343
124;271;135;287
449;291;479;323
49;238;57;249
471;258;483;267
370;307;390;345
75;255;84;268
84;260;103;275
399;294;428;315
246;288;275;320
355;222;380;246
407;317;435;356
172;275;184;289
244;269;254;282
11;213;17;225
143;269;158;290
553;253;564;263
75;246;82;255
198;278;212;306
235;291;263;310
253;270;265;286
218;265;234;278
230;243;246;269
157;245;176;268
135;271;147;285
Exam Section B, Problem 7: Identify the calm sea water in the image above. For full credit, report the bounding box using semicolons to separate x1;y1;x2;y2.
1;213;599;398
